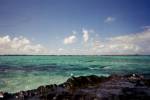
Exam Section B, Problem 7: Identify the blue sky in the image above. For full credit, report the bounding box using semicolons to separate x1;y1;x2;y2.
0;0;150;55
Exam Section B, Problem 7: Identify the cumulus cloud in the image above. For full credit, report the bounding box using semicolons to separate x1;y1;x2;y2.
91;28;150;55
104;17;115;23
2;28;148;55
82;29;89;43
61;28;150;55
54;28;150;55
63;35;76;44
0;35;48;55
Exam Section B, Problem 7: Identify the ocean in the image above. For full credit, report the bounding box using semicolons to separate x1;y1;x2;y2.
0;55;150;93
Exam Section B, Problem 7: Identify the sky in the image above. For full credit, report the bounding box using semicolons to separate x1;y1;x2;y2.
0;0;150;55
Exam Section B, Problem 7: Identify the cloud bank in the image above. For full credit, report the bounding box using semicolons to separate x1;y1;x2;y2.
0;35;48;55
61;28;150;55
91;28;150;55
1;28;150;55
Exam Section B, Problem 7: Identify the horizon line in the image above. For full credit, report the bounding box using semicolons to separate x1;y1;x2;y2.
0;54;150;56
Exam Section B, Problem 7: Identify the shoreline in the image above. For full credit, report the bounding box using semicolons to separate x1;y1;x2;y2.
0;74;150;100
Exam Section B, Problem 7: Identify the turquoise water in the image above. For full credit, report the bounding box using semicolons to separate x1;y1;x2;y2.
0;55;150;93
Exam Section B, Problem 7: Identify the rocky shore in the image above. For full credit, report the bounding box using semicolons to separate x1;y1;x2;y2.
0;74;150;100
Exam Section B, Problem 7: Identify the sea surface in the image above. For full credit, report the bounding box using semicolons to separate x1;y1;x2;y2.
0;55;150;93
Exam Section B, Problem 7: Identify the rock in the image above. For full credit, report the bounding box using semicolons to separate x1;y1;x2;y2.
143;79;150;86
1;74;150;100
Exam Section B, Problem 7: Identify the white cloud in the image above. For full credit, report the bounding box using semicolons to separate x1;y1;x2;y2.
2;28;149;55
57;28;150;55
61;28;150;55
58;48;64;52
91;28;150;55
0;35;48;55
63;35;76;44
82;29;89;43
104;17;115;23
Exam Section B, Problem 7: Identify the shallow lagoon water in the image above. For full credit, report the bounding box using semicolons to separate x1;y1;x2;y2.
0;55;150;93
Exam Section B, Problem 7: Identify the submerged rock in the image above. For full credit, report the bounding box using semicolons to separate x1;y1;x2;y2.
1;74;150;100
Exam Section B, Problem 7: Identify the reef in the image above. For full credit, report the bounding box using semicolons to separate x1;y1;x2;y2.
0;74;150;100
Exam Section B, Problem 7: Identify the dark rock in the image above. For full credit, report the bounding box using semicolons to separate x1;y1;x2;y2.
1;74;150;100
143;79;150;86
